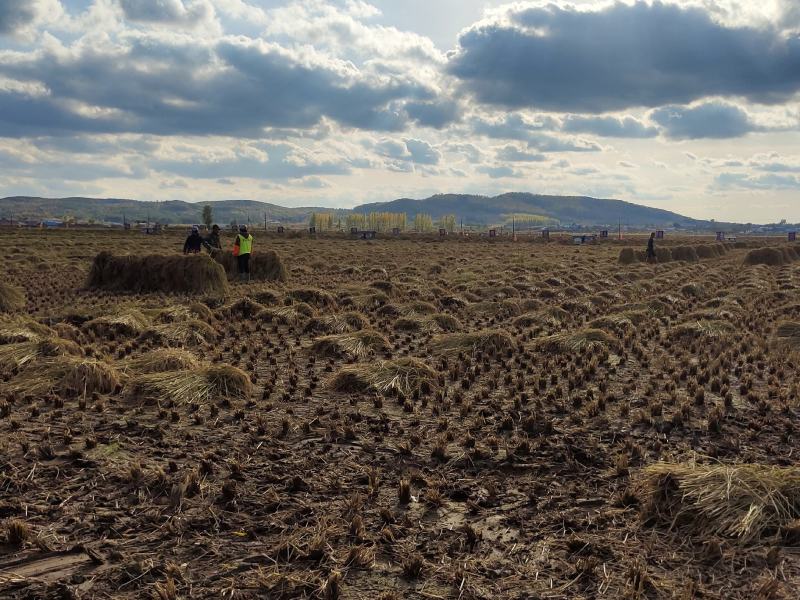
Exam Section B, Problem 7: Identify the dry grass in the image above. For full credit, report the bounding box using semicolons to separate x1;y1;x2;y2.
639;462;800;542
139;319;217;347
212;249;288;282
2;355;121;396
85;310;151;337
535;328;618;353
88;251;230;295
744;247;787;266
0;337;83;371
0;281;25;313
305;311;367;334
123;348;201;373
329;358;436;396
125;364;251;405
670;319;735;340
0;316;56;344
430;329;514;356
310;330;389;359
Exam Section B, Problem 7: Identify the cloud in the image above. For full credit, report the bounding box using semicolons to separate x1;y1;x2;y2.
562;115;658;138
0;34;435;137
496;145;545;162
118;0;215;26
404;100;461;128
404;138;440;165
651;101;762;139
476;165;522;178
714;172;800;190
0;0;38;34
471;115;600;152
448;1;800;112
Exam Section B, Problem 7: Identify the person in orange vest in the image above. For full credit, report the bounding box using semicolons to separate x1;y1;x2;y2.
233;225;253;282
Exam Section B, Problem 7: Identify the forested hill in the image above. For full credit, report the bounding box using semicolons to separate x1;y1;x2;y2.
354;192;706;227
0;193;714;228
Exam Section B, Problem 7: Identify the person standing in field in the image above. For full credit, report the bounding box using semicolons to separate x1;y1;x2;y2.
203;224;222;253
183;225;203;254
646;232;657;263
233;225;253;282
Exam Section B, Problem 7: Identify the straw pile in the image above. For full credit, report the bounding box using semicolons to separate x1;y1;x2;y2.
88;252;230;295
535;328;618;353
430;329;514;356
310;330;389;359
744;247;787;266
0;282;25;313
639;462;800;542
671;246;699;262
212;250;288;282
125;364;251;405
329;358;436;396
2;355;121;396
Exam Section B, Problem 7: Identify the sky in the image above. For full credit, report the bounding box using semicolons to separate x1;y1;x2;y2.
0;0;799;222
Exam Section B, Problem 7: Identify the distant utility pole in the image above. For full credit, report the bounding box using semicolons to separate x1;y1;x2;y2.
264;212;267;231
618;220;622;240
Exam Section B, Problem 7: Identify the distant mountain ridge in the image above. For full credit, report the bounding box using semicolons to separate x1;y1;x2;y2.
0;193;723;228
354;193;705;227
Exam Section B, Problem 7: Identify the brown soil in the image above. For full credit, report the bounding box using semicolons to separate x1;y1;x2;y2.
0;228;799;599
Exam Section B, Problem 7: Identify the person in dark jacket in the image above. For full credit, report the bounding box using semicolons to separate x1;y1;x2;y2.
183;225;203;254
646;232;657;263
203;224;222;253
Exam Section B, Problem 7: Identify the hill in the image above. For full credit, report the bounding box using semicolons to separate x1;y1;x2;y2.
354;192;706;228
0;197;340;225
0;193;721;228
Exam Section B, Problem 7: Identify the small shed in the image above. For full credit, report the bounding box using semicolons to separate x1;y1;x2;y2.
439;228;447;237
392;227;400;235
277;226;285;234
656;230;665;239
600;230;609;238
360;230;376;240
489;229;497;238
309;226;316;234
716;231;725;241
542;229;550;240
789;232;797;242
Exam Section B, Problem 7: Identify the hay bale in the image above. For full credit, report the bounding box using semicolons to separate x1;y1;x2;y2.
654;247;672;262
618;248;638;264
639;462;800;542
212;250;288;282
671;246;699;262
329;358;436;396
88;252;230;295
695;245;716;259
744;247;785;266
84;310;151;337
0;282;25;313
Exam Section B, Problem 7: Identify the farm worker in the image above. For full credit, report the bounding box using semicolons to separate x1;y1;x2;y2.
183;225;203;254
646;232;657;263
203;224;222;253
233;225;253;282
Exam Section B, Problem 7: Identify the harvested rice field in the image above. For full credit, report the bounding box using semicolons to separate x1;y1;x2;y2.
1;228;800;599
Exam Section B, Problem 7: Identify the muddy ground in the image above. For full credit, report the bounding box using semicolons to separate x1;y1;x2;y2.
0;229;798;599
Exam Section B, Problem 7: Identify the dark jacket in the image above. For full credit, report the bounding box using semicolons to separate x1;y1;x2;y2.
184;232;203;254
203;232;221;251
647;237;655;254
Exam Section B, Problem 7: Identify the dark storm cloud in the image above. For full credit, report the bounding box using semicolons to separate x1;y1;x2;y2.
562;115;658;138
0;0;37;34
448;2;800;113
0;35;434;137
650;101;760;139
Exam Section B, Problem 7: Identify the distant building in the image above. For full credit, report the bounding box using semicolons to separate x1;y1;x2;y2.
42;219;64;228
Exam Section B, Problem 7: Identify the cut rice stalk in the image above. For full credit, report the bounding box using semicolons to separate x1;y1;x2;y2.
639;462;800;542
329;358;436;396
